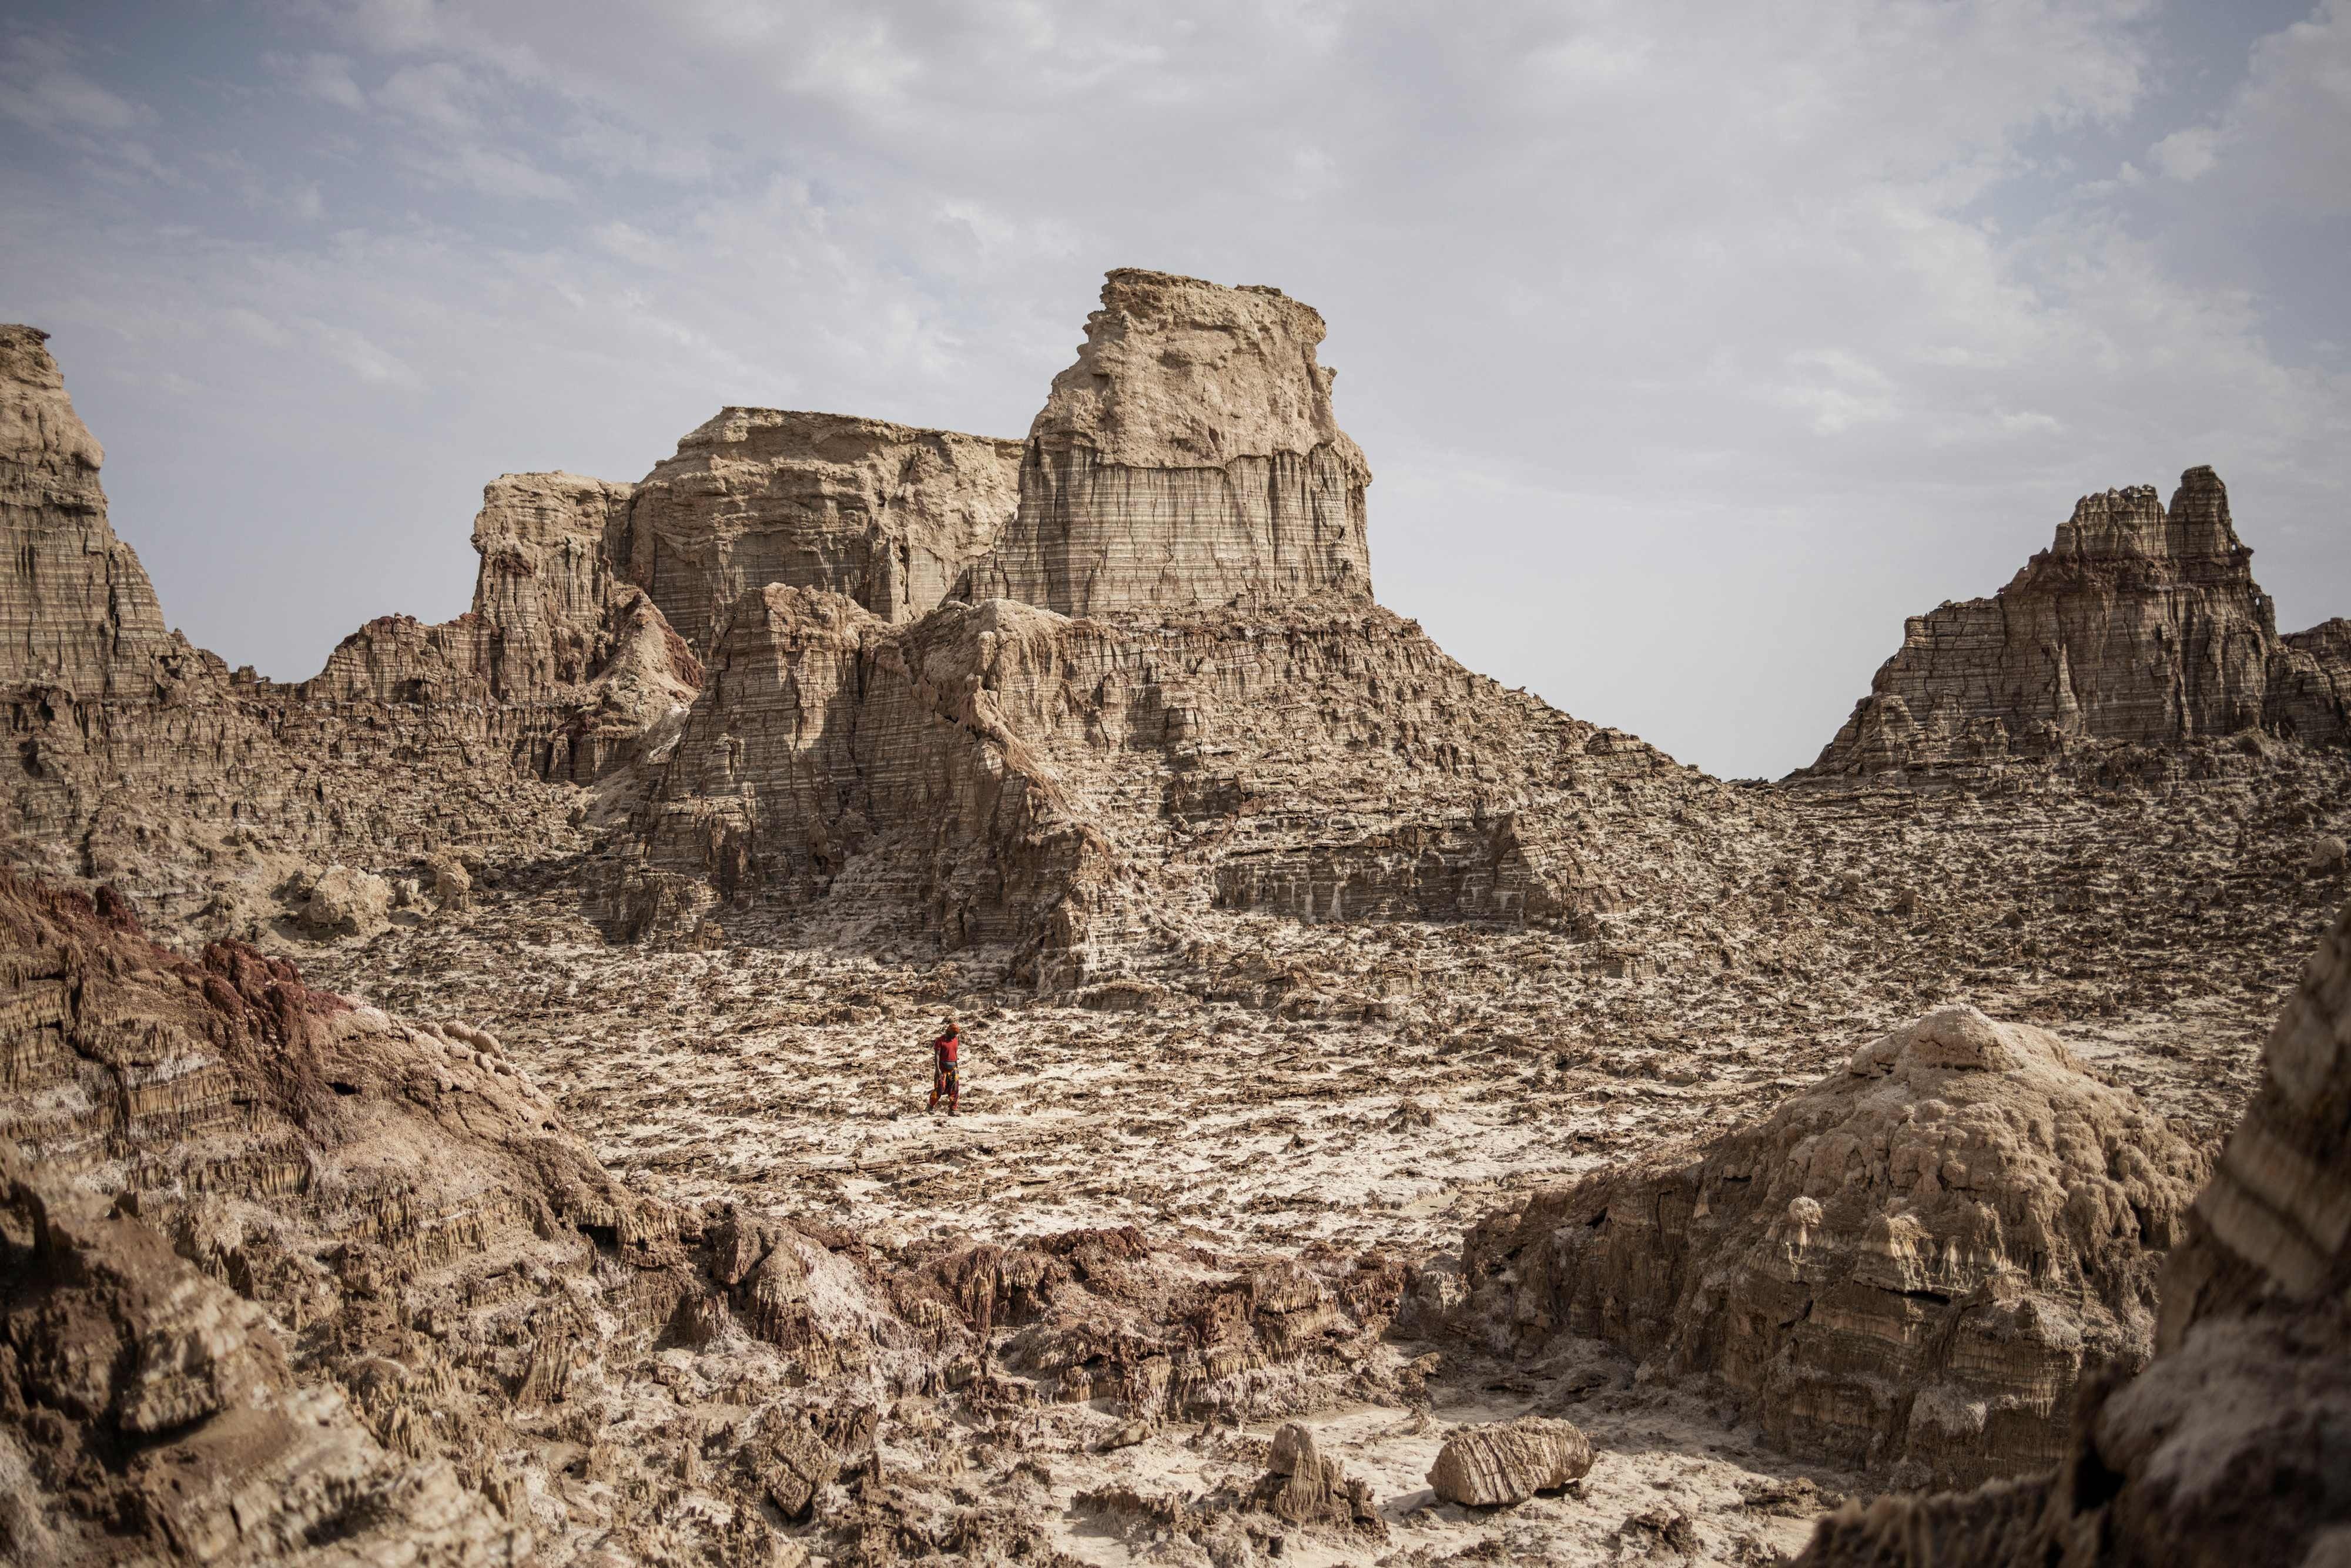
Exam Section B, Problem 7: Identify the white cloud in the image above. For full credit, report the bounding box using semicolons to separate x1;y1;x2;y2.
0;33;145;134
267;50;368;111
1;0;2343;776
2146;0;2351;211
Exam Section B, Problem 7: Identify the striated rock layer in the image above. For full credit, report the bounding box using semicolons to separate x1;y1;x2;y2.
0;325;180;699
1806;466;2349;780
1458;1006;2208;1489
1795;899;2351;1567
962;268;1374;617
0;330;699;927
617;408;1022;655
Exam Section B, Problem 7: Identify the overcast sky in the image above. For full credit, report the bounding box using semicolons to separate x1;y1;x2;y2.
5;1;2346;778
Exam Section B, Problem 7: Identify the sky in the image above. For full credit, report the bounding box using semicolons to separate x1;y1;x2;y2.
3;0;2346;779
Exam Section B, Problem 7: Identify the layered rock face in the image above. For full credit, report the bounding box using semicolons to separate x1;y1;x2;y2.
617;408;1022;654
1807;467;2347;779
0;326;180;699
1458;1006;2208;1488
1796;901;2351;1567
0;329;701;926
604;271;1759;971
962;268;1374;616
300;470;701;783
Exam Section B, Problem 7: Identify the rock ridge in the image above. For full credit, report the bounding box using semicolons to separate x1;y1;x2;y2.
1806;465;2347;780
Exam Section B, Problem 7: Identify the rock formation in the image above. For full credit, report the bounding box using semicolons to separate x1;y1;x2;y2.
1;1148;521;1566
617;408;1022;655
1795;900;2351;1567
1251;1420;1386;1533
1458;1006;2208;1488
299;469;702;783
962;267;1374;617
1807;467;2349;779
0;325;181;699
1427;1416;1596;1507
596;269;1768;976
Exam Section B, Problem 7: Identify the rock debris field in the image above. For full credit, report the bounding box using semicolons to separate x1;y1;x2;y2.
6;272;2350;1568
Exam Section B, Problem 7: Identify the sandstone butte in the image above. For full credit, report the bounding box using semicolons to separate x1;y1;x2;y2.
0;268;2347;1567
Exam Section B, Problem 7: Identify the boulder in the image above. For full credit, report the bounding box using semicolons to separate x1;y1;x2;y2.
1459;1006;2208;1487
1251;1422;1385;1535
297;866;391;939
1428;1416;1595;1507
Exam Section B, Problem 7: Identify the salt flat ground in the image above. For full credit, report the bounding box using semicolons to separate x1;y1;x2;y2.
310;772;2351;1564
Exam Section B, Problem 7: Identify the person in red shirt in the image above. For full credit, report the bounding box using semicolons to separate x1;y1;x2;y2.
927;1016;961;1115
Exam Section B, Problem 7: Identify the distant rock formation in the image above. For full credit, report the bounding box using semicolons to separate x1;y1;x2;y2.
962;268;1374;616
1806;467;2349;780
1795;900;2351;1566
1458;1006;2208;1489
617;408;1022;654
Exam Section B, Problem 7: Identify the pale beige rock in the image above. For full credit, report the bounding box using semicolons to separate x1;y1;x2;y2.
618;408;1022;654
1460;1006;2208;1487
297;865;392;939
1428;1416;1595;1507
1252;1420;1385;1533
1796;902;2351;1568
0;326;180;699
962;268;1374;617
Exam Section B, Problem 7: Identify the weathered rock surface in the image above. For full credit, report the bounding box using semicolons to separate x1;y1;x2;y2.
1460;1006;2207;1487
1427;1416;1596;1506
1795;900;2351;1567
0;1148;521;1566
0;330;699;930
299;470;702;783
617;408;1022;655
1251;1420;1387;1534
1807;467;2349;780
0;325;180;699
297;863;393;939
962;268;1374;617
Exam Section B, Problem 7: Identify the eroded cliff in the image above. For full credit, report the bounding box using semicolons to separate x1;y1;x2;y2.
1807;466;2347;780
962;268;1374;617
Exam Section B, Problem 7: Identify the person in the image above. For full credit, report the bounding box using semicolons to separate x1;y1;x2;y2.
927;1015;961;1115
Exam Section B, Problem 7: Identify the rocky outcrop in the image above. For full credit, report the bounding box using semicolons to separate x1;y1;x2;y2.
1794;900;2351;1567
2270;617;2351;743
1459;1006;2208;1489
1252;1421;1385;1533
0;326;699;929
299;470;701;783
1806;467;2347;779
0;326;182;699
1428;1416;1596;1507
0;1148;521;1566
962;268;1374;617
617;408;1022;654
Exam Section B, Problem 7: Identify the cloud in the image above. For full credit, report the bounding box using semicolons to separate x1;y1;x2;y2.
0;0;2342;778
0;32;145;135
2147;0;2351;212
267;49;368;111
